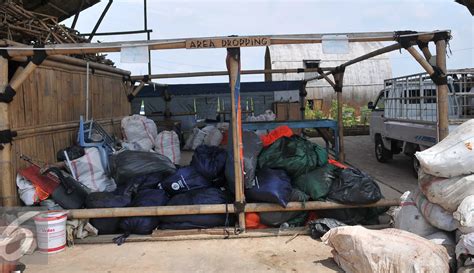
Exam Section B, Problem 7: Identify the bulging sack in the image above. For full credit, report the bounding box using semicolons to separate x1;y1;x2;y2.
293;164;337;200
259;189;309;227
327;168;381;204
322;226;450;273
155;130;181;164
121;114;157;151
419;170;474;212
183;128;206;150
159;166;212;196
416;119;474;178
202;125;223;147
69;147;116;192
190;145;227;184
85;192;131;235
245;168;293;208
454;195;474;228
414;190;459;231
393;191;438;237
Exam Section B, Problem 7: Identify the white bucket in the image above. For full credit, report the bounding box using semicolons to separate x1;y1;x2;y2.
34;211;68;254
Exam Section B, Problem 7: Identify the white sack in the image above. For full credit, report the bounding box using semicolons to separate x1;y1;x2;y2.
415;119;474;178
183;128;206;150
454;195;474;228
393;191;438;236
121;114;157;151
426;231;456;262
456;233;474;260
322;226;450;273
155;130;181;164
16;175;39;206
69;148;116;192
414;190;459;231
202;125;223;147
419;170;474;212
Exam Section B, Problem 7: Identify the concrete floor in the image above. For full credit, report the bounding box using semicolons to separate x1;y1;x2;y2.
25;135;417;273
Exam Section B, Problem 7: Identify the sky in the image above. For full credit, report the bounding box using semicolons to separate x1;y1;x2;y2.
64;0;473;84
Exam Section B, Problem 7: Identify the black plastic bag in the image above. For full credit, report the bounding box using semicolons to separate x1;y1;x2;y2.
44;167;89;209
191;145;227;186
245;168;293;207
317;206;389;226
114;172;164;196
225;131;263;192
259;189;309;227
159;166;212;196
109;150;176;185
327;168;382;204
56;145;85;161
85;192;132;235
160;187;234;230
308;218;346;239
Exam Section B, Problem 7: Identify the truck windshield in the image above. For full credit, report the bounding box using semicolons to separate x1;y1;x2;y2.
375;92;385;110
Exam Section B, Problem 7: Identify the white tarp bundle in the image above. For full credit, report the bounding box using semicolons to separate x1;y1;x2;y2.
184;128;207;150
202;125;223;147
16;175;39;206
456;233;474;262
69;148;116;192
322;226;449;273
419;171;474;212
121;114;158;151
393;191;437;236
413;190;459;231
155;130;181;164
415;119;474;178
454;195;474;229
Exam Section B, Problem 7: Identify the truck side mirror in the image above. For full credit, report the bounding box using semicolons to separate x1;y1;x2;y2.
368;101;374;109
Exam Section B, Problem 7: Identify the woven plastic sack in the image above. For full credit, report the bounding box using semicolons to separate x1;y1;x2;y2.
454;195;474;228
416;119;474;178
202;125;223;147
155;130;181;164
121;114;157;151
183;128;206;150
393;191;438;236
322;226;450;273
414;190;459;231
258;135;327;178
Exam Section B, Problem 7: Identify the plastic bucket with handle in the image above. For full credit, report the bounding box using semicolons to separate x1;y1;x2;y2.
34;211;68;254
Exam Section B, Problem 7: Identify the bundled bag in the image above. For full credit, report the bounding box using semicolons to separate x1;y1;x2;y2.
16;174;48;206
226;131;262;191
56;145;85;161
159;166;212;196
293;164;337;200
308;218;346;239
202;125;223;147
114;172;164;196
415;119;474;178
419;170;474;212
259;189;309;227
160;187;234;230
121;114;158;151
327;168;381;204
119;189;169;236
260;125;293;148
322;226;450;273
413;190;459;231
85;192;132;234
155;130;181;164
393;191;438;237
426;231;456;269
190;145;226;185
245;168;293;207
183;128;206;150
318;207;386;226
69;147;116;192
456;233;474;268
258;136;327;178
454;195;474;228
109;150;176;186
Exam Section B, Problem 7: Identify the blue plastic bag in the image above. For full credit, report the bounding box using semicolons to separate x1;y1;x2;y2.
245;168;293;207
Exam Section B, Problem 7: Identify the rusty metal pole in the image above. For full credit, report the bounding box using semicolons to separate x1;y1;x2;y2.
435;39;449;140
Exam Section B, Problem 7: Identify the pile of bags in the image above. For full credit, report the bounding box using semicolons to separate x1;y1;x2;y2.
393;119;474;272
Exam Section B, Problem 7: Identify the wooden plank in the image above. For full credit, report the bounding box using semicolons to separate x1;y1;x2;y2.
186;37;270;49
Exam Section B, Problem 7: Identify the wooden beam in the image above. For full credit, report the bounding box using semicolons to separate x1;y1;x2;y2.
1;31;448;57
406;46;435;75
436;39;449;140
129;67;332;81
67;199;400;219
9;61;39;91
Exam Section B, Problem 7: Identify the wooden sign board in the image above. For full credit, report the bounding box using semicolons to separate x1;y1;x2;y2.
186;37;271;49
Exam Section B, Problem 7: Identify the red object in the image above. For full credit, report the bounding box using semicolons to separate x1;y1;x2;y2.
245;213;269;229
305;211;319;225
221;130;229;146
260;125;294;147
328;159;348;169
18;166;59;197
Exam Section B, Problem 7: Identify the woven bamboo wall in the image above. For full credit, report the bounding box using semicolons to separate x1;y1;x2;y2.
5;60;130;205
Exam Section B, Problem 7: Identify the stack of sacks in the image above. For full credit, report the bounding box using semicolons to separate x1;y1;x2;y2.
394;119;474;271
184;125;223;150
246;109;276;136
121;115;181;164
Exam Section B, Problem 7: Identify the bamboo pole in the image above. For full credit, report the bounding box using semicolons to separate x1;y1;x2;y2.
406;46;435;75
9;61;39;91
68;199;400;219
227;48;246;231
1;31;448;58
334;72;345;162
435;39;449;140
131;81;146;97
0;57;15;206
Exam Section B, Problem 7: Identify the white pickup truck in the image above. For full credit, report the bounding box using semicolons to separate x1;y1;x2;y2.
368;68;474;176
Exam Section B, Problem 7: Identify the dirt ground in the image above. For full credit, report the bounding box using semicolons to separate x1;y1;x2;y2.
24;135;417;273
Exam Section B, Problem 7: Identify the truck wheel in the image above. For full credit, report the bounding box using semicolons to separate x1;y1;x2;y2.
412;156;420;178
375;137;391;163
